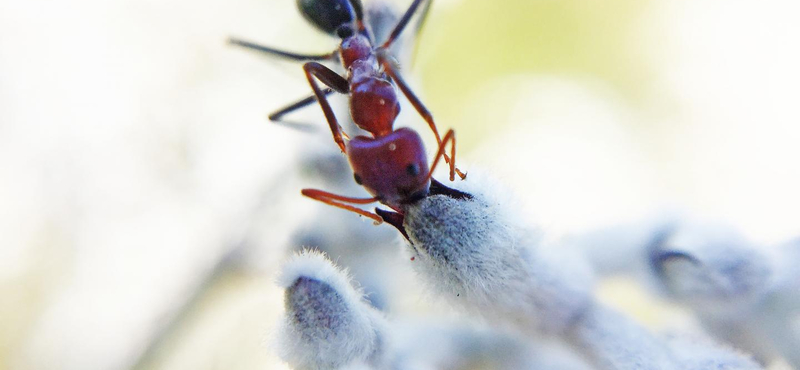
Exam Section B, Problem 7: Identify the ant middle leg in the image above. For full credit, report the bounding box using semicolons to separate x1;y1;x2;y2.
347;0;367;33
380;59;466;179
268;88;335;121
301;188;383;224
303;62;351;153
228;38;336;61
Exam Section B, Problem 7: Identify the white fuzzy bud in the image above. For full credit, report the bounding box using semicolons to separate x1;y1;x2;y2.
666;334;762;370
276;250;387;370
650;222;800;367
401;172;594;335
399;171;764;370
649;222;772;314
566;305;682;370
388;318;594;370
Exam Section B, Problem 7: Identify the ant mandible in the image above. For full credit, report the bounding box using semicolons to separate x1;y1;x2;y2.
230;0;467;224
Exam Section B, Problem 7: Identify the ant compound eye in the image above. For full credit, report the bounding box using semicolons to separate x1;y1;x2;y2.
353;173;363;185
406;163;420;177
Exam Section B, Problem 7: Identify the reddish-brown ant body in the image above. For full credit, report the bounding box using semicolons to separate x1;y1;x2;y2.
230;0;467;225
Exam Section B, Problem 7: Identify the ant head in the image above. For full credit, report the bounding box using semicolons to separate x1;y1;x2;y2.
347;128;430;207
296;0;362;35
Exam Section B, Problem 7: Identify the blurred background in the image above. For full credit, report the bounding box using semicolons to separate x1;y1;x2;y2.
1;0;799;369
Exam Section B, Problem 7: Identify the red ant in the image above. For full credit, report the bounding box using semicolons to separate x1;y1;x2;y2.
230;0;467;226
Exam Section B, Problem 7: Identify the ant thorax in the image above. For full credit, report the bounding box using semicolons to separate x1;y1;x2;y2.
346;58;379;83
339;34;372;69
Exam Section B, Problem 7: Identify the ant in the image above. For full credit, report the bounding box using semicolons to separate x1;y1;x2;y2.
229;0;467;226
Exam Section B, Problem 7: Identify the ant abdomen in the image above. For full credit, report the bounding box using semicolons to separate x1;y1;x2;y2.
347;128;430;207
297;0;362;35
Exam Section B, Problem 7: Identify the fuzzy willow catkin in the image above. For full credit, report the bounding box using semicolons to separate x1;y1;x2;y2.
277;251;387;370
396;171;764;370
401;174;594;336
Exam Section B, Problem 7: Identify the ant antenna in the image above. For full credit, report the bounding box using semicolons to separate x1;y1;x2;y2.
349;0;365;24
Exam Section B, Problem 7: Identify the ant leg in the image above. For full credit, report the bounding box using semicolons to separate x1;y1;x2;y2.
228;38;336;61
303;62;351;153
268;88;334;121
380;0;430;49
269;88;352;140
301;189;383;224
380;60;466;179
348;0;367;33
424;129;461;182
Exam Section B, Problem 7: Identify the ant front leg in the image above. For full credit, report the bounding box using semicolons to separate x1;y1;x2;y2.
301;188;383;224
425;129;460;182
302;62;351;153
228;38;336;61
348;0;368;34
228;38;344;122
380;0;430;49
380;58;466;179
